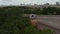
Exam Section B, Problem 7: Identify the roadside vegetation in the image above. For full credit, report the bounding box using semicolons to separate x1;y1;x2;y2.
0;6;56;34
0;6;60;15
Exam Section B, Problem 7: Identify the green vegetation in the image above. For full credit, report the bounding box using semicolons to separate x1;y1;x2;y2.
0;6;55;34
0;6;60;15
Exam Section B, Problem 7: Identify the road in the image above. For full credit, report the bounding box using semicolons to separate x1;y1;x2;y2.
36;15;60;34
37;15;60;29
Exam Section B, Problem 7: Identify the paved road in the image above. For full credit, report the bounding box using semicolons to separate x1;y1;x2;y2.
36;15;60;34
37;15;60;29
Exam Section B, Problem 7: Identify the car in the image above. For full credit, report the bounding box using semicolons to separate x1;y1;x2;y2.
29;14;37;19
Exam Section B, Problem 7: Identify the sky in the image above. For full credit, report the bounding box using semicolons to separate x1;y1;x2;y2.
0;0;60;5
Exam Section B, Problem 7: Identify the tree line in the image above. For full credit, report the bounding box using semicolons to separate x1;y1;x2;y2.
0;6;60;15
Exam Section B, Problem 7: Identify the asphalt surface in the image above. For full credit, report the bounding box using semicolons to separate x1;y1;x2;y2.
36;15;60;29
35;15;60;34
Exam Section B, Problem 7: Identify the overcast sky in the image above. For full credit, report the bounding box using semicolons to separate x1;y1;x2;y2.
0;0;60;5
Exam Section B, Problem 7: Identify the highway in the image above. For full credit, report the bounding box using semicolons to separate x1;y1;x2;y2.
36;15;60;34
36;15;60;29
